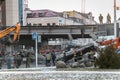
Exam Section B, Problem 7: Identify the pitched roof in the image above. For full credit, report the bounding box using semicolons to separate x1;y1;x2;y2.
28;9;62;18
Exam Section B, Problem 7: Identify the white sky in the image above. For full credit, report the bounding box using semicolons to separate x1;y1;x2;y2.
28;0;120;23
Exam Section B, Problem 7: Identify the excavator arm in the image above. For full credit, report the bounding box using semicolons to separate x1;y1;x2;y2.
13;23;21;41
0;23;21;41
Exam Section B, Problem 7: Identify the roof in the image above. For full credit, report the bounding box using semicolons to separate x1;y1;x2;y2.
27;9;62;18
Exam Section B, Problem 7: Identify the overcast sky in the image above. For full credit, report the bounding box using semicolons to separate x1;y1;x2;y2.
28;0;120;23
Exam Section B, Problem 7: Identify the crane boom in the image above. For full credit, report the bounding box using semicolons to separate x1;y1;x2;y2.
0;23;21;41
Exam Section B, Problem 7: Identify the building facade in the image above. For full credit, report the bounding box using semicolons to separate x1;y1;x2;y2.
0;0;96;26
26;9;83;26
4;0;19;26
65;10;97;24
0;0;27;26
25;9;97;26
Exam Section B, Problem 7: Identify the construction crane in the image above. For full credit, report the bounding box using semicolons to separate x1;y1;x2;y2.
81;0;86;13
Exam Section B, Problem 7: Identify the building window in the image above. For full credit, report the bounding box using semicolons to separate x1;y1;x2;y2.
27;13;33;18
33;23;38;26
47;23;50;26
38;23;42;26
38;13;44;17
33;13;36;17
52;23;56;26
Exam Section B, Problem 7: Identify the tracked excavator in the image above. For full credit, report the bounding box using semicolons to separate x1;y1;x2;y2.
0;22;21;42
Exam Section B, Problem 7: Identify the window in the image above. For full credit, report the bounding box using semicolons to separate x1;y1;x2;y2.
52;23;56;26
33;24;37;26
38;23;42;26
38;13;44;17
33;13;36;17
47;23;50;26
27;13;33;18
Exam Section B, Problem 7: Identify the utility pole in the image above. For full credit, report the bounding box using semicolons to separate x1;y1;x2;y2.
35;35;38;68
32;32;38;68
114;0;117;37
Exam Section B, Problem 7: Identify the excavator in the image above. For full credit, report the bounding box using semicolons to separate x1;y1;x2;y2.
0;22;21;42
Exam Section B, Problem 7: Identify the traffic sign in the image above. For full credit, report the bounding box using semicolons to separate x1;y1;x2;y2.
32;32;37;40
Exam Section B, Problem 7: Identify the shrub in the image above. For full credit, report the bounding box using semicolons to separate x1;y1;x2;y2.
96;44;120;69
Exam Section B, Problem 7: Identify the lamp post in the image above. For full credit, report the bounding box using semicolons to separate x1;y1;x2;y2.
114;0;117;38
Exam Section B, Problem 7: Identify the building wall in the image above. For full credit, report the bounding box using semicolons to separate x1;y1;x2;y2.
27;17;82;26
66;11;82;19
65;11;96;25
28;17;59;26
1;1;6;25
5;0;19;26
23;4;28;26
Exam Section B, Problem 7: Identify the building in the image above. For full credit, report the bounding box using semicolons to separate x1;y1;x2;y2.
65;10;97;24
0;0;27;26
0;0;96;26
25;9;83;26
0;0;4;25
25;9;97;26
1;0;19;26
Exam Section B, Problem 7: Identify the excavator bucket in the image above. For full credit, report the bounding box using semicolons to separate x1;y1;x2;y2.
13;23;21;41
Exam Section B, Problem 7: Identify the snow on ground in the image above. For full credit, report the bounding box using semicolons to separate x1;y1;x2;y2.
0;68;120;80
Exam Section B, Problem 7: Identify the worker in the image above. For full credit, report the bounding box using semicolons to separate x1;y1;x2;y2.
74;50;77;62
26;52;31;68
88;50;94;59
106;13;111;24
99;14;103;24
63;51;67;63
6;53;12;69
51;50;56;66
0;53;2;69
45;52;52;66
16;52;22;68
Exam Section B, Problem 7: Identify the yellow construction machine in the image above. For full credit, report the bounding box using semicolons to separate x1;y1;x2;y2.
0;22;21;41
